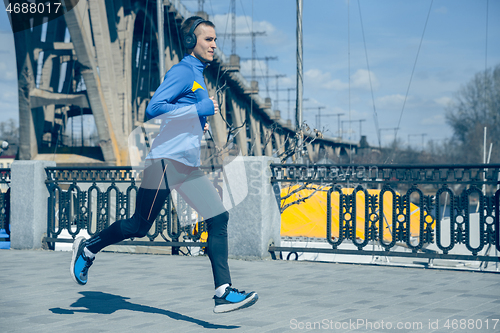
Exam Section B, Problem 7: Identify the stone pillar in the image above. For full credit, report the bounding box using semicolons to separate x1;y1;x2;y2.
226;156;281;259
249;115;262;156
262;125;273;157
230;96;248;156
10;160;56;249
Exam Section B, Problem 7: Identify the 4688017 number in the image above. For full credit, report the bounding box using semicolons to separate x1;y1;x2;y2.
444;319;499;330
5;2;61;15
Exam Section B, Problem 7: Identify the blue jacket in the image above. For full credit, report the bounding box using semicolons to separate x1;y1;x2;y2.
145;55;214;166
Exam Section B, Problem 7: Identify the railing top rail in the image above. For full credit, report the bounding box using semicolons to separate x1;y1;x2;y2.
46;166;134;171
270;163;500;169
45;165;224;183
45;165;223;171
270;163;500;185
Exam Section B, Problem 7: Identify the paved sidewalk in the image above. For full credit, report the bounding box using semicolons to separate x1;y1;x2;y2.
1;249;499;333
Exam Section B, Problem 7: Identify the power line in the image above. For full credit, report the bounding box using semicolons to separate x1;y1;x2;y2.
342;119;366;142
379;127;399;147
408;133;427;150
218;31;266;80
394;0;433;143
357;0;380;148
240;56;278;96
318;113;344;138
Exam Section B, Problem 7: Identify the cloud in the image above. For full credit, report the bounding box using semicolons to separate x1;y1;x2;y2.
240;59;285;77
239;59;293;92
240;59;267;77
351;69;380;91
1;90;16;100
0;98;18;123
434;96;452;107
421;114;445;125
305;69;337;87
375;94;408;110
212;14;276;45
434;6;448;14
0;61;16;82
305;68;379;91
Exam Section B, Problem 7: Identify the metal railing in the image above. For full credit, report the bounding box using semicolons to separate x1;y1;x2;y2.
44;166;223;252
0;168;11;242
269;163;500;263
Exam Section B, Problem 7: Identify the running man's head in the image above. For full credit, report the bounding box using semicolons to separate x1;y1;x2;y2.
181;16;217;63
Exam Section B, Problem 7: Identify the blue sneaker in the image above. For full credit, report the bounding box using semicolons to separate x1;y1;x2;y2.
213;287;258;313
70;236;94;285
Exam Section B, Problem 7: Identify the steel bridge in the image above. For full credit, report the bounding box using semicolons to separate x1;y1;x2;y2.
11;0;362;166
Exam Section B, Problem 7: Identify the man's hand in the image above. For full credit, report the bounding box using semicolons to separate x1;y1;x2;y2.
210;96;219;114
204;122;209;134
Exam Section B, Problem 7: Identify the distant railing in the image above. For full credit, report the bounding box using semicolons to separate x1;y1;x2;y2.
0;168;11;242
269;163;500;263
44;166;223;252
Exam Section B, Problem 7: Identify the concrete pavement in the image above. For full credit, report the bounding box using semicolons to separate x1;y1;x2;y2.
1;249;499;333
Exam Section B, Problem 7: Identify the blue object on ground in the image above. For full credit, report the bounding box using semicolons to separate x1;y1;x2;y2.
0;228;10;249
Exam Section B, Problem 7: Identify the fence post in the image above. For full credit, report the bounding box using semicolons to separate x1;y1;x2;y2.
225;156;281;259
10;160;56;249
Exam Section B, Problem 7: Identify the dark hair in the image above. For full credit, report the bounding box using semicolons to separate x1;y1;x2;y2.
181;16;215;39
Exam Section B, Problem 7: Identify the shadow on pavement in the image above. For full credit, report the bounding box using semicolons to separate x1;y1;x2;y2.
49;291;240;329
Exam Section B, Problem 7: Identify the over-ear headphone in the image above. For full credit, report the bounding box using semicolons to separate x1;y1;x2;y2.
183;19;206;49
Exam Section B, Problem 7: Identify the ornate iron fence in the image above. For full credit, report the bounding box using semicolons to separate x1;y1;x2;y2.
0;168;11;242
269;163;500;263
44;166;223;252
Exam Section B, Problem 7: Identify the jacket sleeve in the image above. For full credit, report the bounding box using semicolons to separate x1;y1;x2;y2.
146;65;214;119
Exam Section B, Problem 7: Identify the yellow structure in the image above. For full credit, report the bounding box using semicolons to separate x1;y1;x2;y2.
281;185;429;242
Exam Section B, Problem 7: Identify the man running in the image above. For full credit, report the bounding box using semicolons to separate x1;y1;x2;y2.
70;16;258;314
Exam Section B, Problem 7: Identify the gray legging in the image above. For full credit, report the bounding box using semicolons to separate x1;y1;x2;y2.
86;158;231;288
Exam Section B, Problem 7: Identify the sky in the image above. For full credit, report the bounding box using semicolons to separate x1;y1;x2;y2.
0;0;499;149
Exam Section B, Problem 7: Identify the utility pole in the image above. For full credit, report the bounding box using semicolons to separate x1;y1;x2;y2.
300;106;320;125
245;74;286;108
273;88;309;121
300;107;325;129
157;0;165;82
198;0;205;12
240;56;278;97
315;107;325;129
408;133;427;149
272;90;305;121
296;0;303;162
231;0;236;55
273;88;294;121
379;127;399;147
356;119;366;140
287;88;295;121
219;31;266;81
341;119;365;141
272;74;286;110
317;113;344;137
296;0;303;132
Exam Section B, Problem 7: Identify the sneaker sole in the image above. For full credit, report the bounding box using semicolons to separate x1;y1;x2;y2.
70;236;86;285
213;293;258;313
